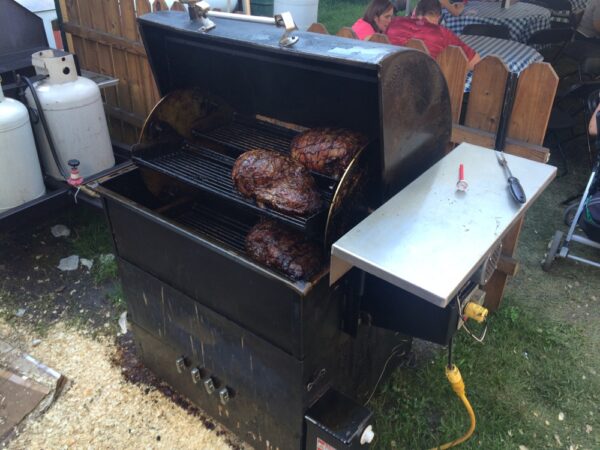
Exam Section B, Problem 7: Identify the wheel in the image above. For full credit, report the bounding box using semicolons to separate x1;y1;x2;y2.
542;231;564;271
563;202;580;226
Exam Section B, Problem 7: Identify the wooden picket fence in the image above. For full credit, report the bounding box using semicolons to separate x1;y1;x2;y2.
58;0;186;144
307;23;559;164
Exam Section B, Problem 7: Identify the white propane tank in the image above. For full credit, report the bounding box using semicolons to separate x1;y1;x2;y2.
25;50;115;179
0;80;46;213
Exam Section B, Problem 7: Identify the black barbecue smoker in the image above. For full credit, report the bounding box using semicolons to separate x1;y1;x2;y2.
89;7;555;450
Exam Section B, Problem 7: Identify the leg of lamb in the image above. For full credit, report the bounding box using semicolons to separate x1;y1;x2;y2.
232;149;322;216
290;128;367;178
245;220;323;280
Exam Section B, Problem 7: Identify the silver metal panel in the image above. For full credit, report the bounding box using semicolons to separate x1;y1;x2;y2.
330;143;556;307
81;70;119;89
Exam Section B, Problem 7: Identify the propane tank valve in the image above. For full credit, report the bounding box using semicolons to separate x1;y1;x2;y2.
67;159;83;187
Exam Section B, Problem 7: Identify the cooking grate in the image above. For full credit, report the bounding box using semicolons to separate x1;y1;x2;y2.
133;143;329;236
193;116;337;187
175;203;251;253
193;116;297;155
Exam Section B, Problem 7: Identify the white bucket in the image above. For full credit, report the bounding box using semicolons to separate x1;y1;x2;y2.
273;0;319;31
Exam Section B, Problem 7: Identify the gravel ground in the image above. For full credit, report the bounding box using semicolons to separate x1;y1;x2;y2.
0;209;247;450
1;320;244;450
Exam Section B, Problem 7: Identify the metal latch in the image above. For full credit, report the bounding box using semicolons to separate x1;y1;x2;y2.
274;12;299;47
181;0;216;32
191;367;202;384
180;0;299;47
203;377;216;394
218;387;230;405
175;356;187;373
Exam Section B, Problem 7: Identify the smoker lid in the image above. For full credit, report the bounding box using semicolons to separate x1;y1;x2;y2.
138;10;452;203
138;11;403;72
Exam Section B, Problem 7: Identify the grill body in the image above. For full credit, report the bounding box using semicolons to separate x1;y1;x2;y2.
96;12;453;449
99;168;410;449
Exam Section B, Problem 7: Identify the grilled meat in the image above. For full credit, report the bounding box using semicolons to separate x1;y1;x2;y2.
246;220;323;280
290;128;368;178
232;149;322;216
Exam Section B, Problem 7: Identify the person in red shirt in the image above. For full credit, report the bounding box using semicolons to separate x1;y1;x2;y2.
352;0;395;40
386;0;481;69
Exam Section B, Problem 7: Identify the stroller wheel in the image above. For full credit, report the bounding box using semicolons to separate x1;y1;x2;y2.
563;202;580;226
542;231;564;272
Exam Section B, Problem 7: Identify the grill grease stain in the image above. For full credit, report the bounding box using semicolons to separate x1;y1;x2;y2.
111;333;243;450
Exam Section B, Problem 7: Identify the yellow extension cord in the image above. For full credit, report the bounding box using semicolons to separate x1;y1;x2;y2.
431;365;476;450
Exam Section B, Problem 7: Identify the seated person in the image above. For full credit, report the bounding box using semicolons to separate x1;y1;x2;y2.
352;0;395;40
575;0;600;40
386;0;481;69
440;0;465;17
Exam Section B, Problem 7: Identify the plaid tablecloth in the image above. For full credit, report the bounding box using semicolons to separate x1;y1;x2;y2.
523;0;590;23
461;34;544;91
442;1;552;42
569;0;590;10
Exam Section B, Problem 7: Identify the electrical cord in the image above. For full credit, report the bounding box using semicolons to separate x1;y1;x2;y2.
364;343;407;406
431;343;476;450
431;364;476;450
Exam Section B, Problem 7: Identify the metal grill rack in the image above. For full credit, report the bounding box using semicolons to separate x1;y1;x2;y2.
176;203;251;253
133;141;331;236
194;116;338;188
195;116;296;154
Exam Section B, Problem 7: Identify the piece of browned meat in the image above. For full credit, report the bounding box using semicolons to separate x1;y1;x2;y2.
245;220;323;280
290;128;368;178
232;149;322;216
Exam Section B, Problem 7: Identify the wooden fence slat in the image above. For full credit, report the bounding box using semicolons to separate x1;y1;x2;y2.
92;1;123;139
436;46;468;124
307;23;329;34
106;0;137;142
366;33;390;44
507;62;559;145
130;55;154;120
120;0;138;41
141;58;160;116
152;0;169;11
62;23;147;55
336;27;358;39
451;124;550;162
404;38;429;54
136;0;152;15
464;56;509;134
64;0;79;23
103;0;121;35
73;0;96;73
171;1;186;11
64;0;87;80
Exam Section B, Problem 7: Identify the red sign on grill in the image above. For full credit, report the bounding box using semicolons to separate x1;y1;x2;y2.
316;437;337;450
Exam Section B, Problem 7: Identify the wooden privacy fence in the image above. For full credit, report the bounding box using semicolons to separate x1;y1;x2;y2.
58;0;189;144
308;22;559;310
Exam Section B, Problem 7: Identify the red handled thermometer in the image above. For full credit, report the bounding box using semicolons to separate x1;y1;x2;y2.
456;163;469;192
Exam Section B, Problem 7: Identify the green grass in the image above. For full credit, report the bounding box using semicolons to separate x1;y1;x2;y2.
67;208;118;284
318;0;368;34
372;302;600;449
107;283;126;311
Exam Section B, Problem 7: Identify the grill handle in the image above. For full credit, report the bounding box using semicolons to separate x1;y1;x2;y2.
181;1;299;47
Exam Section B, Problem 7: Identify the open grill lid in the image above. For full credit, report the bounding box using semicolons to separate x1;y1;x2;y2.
137;11;452;201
